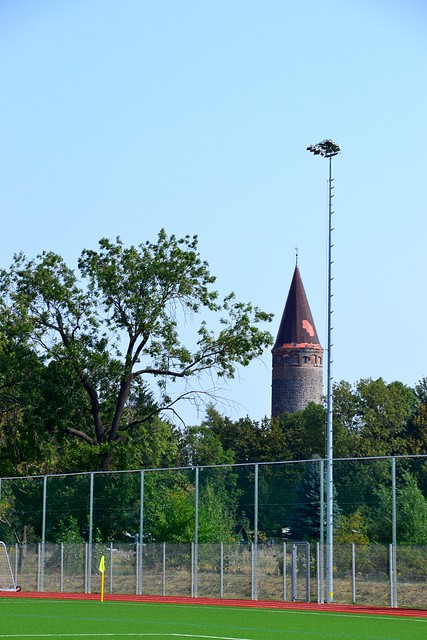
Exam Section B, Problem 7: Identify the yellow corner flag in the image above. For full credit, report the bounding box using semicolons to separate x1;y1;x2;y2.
98;555;105;574
99;555;105;602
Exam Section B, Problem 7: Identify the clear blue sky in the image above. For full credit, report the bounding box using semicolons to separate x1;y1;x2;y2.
1;0;426;424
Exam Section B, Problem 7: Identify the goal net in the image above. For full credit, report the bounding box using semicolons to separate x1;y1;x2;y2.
0;542;21;592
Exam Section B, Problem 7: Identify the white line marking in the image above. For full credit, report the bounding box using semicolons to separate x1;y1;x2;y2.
0;635;256;639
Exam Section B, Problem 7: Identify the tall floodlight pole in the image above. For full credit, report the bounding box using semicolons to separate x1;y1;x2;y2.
307;139;340;604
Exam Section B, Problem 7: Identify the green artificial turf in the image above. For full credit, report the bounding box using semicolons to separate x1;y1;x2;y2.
0;598;426;640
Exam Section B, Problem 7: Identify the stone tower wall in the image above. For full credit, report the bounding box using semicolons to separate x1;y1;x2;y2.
271;346;323;416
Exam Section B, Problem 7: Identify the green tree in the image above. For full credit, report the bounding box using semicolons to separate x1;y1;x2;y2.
0;329;176;475
196;405;329;538
197;481;236;542
289;458;340;541
0;320;63;475
332;378;418;527
204;407;292;464
372;471;427;544
0;231;272;470
179;423;235;467
333;378;417;457
142;469;235;543
279;403;326;461
405;378;427;457
0;477;44;544
335;509;370;544
414;377;427;405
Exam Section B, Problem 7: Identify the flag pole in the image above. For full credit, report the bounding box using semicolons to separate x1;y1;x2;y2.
99;555;105;602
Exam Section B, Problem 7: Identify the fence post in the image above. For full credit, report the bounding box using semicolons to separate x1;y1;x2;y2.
37;542;41;592
60;542;64;593
41;476;47;544
135;541;139;595
252;463;258;601
251;542;256;600
316;542;320;603
389;544;394;607
138;470;144;595
160;542;165;595
40;475;47;592
220;542;224;598
351;543;356;604
110;543;114;595
87;472;94;594
391;457;397;607
282;542;287;601
84;543;88;593
291;543;297;602
14;543;18;585
319;459;325;603
194;467;199;598
191;542;194;597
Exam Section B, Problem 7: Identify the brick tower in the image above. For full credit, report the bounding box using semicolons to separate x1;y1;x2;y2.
271;265;323;417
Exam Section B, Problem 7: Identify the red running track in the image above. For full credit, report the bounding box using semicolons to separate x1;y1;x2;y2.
1;591;426;618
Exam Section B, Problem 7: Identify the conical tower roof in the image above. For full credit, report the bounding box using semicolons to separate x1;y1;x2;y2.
274;266;321;349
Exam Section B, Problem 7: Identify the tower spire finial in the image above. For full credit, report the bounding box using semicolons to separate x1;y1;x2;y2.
295;245;298;267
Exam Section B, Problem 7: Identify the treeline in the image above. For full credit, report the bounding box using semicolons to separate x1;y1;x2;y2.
0;232;427;545
1;376;427;546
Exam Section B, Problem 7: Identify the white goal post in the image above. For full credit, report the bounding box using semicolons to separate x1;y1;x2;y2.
0;542;21;592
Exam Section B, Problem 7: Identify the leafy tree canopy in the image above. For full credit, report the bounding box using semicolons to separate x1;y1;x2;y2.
289;457;340;541
0;230;273;470
372;471;427;544
333;378;417;457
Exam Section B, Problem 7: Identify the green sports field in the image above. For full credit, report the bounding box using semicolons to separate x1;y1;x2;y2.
1;598;426;640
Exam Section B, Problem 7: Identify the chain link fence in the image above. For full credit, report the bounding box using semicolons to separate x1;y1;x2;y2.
1;455;427;608
4;541;427;608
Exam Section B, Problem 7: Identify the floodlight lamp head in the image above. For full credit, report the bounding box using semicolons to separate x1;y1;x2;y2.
307;139;341;158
